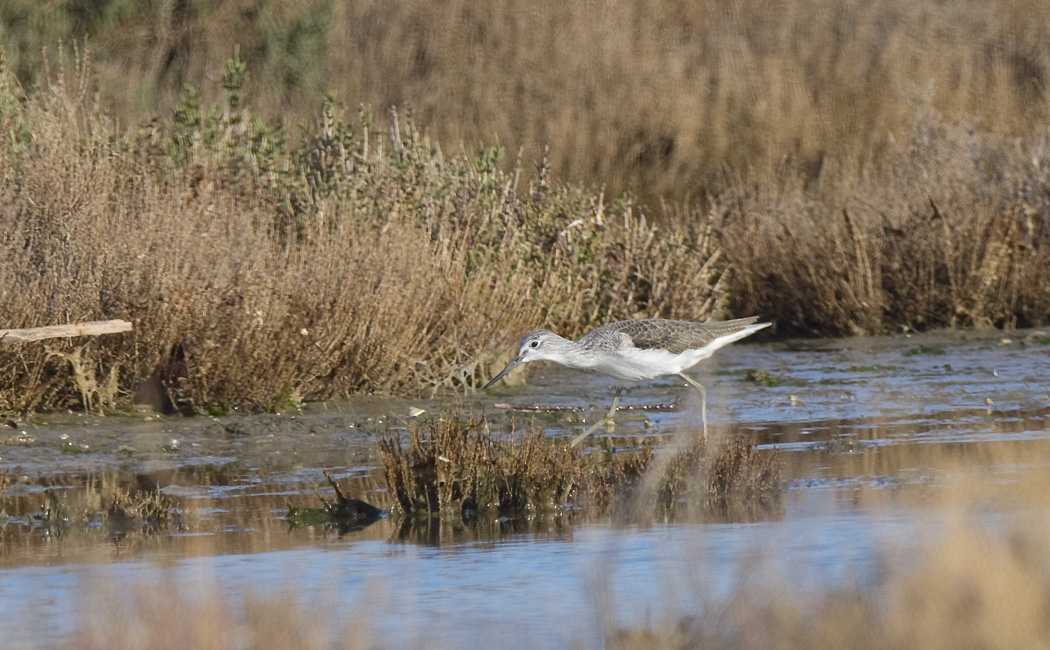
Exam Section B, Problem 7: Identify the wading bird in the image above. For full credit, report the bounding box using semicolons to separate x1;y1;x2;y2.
482;317;771;446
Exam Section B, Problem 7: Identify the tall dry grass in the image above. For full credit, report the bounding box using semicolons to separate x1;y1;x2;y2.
717;117;1050;335
0;50;728;412
4;0;1050;203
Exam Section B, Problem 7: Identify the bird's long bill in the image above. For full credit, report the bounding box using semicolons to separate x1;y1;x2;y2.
482;357;523;390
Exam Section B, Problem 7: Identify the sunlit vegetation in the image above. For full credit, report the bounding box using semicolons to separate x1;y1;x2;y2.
3;0;1050;205
2;0;1050;412
0;49;726;413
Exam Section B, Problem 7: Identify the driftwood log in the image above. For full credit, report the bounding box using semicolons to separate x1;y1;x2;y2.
0;319;133;344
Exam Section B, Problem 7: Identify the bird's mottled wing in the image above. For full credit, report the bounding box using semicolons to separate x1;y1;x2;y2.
589;317;762;354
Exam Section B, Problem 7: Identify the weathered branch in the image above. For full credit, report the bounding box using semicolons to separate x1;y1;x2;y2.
0;320;133;345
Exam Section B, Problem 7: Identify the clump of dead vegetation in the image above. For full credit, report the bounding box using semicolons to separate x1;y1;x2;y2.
0;473;187;541
587;436;783;523
103;487;186;536
378;413;780;519
661;437;781;506
379;414;586;515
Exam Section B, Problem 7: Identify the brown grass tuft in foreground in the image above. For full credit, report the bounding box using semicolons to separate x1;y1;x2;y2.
606;516;1050;650
72;581;348;650
379;414;586;515
378;414;780;519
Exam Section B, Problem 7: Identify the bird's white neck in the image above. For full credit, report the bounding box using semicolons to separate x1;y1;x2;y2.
535;335;601;372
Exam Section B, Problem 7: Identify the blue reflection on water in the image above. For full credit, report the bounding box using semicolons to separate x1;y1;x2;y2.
0;494;937;650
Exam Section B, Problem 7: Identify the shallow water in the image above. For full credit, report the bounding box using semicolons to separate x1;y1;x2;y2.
2;330;1050;648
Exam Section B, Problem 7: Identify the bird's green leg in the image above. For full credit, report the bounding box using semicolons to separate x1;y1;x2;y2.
571;386;624;447
678;373;708;441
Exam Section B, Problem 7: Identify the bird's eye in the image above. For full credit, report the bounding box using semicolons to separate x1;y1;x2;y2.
530;340;540;348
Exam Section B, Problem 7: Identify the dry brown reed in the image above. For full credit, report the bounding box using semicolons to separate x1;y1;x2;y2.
7;0;1050;205
72;580;349;650
718;119;1050;335
378;413;780;519
0;469;7;519
379;414;586;515
604;435;782;524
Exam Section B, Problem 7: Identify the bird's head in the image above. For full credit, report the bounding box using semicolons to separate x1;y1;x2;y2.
481;329;563;389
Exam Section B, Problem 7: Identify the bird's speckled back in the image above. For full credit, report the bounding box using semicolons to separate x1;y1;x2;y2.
578;317;763;355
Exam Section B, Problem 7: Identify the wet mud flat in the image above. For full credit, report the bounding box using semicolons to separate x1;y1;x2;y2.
2;330;1050;648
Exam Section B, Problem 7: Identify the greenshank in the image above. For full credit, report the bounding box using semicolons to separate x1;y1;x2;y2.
482;316;770;446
